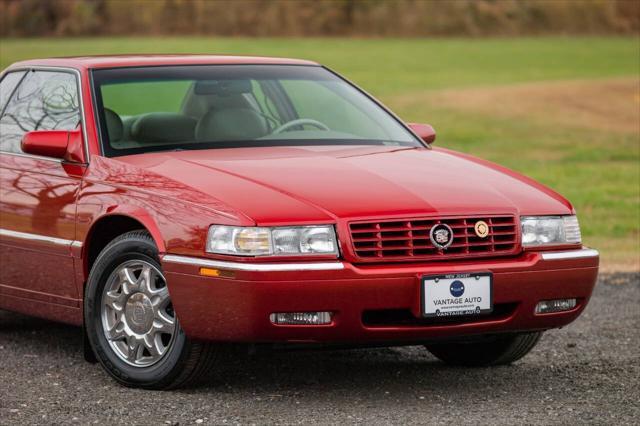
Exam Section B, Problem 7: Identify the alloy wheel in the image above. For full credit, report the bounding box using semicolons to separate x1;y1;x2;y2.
100;260;176;367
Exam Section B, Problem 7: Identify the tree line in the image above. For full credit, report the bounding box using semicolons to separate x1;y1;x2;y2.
1;0;638;37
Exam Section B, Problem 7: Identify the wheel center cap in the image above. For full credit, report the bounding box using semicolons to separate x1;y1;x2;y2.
125;293;154;334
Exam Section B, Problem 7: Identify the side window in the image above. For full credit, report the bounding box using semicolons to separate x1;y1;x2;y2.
0;71;26;111
0;70;80;154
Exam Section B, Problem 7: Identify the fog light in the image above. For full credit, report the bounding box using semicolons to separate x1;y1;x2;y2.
535;298;577;314
270;312;332;325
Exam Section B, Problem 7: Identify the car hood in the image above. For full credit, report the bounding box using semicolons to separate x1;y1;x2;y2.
114;145;572;225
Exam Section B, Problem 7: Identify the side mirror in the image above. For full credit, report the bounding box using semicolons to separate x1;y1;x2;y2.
21;128;84;162
407;123;436;145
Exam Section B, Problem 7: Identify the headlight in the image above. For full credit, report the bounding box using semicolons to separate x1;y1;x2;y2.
521;215;581;247
206;225;338;256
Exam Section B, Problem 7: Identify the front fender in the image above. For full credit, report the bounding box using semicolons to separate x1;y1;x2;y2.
76;180;243;258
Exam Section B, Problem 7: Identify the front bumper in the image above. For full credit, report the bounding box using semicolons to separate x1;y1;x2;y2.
161;248;598;344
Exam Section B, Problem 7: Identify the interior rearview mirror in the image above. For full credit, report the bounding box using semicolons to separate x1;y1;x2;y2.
407;123;436;145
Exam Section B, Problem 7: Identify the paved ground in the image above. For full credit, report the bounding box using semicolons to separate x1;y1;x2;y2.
1;273;638;425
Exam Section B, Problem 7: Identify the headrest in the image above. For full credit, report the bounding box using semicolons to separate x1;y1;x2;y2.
194;80;252;97
104;108;123;142
195;108;268;142
131;113;197;143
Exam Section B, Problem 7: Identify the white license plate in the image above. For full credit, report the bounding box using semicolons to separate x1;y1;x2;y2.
422;273;493;317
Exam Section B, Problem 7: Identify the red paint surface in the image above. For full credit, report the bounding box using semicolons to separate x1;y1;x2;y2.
407;123;436;144
21;130;70;159
0;56;599;343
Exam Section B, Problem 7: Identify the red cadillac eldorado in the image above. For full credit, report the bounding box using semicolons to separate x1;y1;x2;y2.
0;55;599;389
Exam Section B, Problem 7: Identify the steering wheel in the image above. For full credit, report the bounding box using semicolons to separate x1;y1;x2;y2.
272;118;330;135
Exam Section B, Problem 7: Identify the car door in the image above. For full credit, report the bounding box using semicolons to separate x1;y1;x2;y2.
0;68;85;308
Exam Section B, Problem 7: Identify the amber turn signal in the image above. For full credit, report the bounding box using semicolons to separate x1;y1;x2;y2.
199;267;235;279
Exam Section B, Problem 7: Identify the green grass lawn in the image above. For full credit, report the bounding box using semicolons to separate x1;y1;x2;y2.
1;36;639;269
1;37;638;91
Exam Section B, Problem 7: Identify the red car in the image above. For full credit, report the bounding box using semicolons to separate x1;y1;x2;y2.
0;55;599;389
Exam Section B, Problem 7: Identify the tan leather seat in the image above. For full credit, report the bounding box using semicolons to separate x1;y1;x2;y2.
195;108;268;142
104;108;124;142
131;113;197;143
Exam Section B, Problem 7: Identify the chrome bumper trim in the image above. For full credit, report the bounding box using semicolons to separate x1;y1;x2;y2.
541;248;599;260
162;254;345;272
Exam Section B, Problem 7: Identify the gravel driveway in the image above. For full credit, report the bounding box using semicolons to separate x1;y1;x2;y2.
1;273;638;425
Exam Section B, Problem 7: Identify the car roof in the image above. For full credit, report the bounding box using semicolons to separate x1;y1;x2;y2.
7;54;319;71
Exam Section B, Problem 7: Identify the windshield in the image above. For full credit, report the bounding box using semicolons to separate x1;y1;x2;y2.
92;65;420;156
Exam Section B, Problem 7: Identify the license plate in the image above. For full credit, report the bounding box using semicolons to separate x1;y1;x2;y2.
422;273;493;317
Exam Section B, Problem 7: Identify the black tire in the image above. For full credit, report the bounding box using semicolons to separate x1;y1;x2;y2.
425;332;542;367
84;230;217;389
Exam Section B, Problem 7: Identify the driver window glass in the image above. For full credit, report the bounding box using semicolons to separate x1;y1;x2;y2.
0;71;26;111
0;70;79;154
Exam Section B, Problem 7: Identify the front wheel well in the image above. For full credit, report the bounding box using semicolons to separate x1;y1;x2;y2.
84;215;148;277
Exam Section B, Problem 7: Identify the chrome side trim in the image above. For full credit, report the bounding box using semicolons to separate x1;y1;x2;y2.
162;254;345;272
0;228;82;248
541;249;599;260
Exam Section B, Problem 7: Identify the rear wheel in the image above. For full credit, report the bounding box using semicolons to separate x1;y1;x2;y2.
425;332;542;367
84;230;217;389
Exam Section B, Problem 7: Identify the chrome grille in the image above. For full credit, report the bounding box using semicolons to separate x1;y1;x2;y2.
349;215;519;261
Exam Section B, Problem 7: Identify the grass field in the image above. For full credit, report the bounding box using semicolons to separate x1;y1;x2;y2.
1;37;639;269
